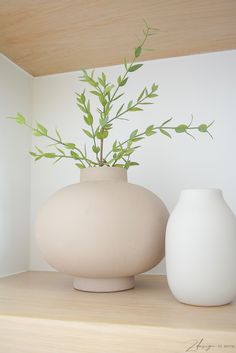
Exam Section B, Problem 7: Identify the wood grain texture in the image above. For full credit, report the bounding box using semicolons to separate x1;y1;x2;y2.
0;0;236;76
0;272;235;352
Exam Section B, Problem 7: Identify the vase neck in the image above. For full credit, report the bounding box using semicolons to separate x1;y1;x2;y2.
180;188;223;202
80;167;128;182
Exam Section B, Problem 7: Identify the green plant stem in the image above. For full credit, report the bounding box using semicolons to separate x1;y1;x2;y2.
78;24;156;167
109;27;150;104
104;26;152;127
91;125;100;162
97;28;152;164
99;87;107;165
80;99;100;163
99;139;104;166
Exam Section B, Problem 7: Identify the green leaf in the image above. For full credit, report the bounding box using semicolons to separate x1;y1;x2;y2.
128;64;143;72
105;122;112;129
124;58;128;70
130;129;138;139
125;161;139;169
160;128;172;138
29;152;37;157
137;88;146;101
84;113;93;126
96;130;108;139
75;163;85;169
99;95;107;106
33;130;43;136
115;104;124;118
152;83;158;92
119;77;128;87
161;118;173;126
117;76;122;85
87;100;91;112
98;77;105;87
104;104;112;116
198;124;208;132
104;85;114;95
70;151;79;159
77;103;87;113
124;148;135;156
92;145;100;153
132;137;144;142
145;131;156;136
16;113;26;125
82;129;93;138
35;156;43;161
113;93;124;101
129;107;143;112
102;72;106;82
65;143;76;149
114;164;125;168
80;93;86;104
135;46;142;57
44;153;56;158
129;161;139;166
99;117;108;127
148;94;158;98
56;147;65;155
112;141;119;152
85;77;98;88
127;100;133;109
175;124;188;133
145;125;156;136
53;156;63;164
55;128;62;141
90;90;100;97
35;146;43;153
37;123;48;135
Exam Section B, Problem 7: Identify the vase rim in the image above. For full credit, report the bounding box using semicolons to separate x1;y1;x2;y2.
181;188;222;192
80;166;128;182
180;188;222;196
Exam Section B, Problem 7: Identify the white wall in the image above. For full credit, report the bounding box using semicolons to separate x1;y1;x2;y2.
0;54;33;276
30;50;236;273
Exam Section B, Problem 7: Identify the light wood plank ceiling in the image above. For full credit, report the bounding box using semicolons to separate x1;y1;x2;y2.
0;0;236;76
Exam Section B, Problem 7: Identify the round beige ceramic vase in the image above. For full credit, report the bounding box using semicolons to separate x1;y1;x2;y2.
36;167;169;292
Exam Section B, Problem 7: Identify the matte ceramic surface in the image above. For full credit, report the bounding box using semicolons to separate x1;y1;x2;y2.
36;167;169;292
166;189;236;306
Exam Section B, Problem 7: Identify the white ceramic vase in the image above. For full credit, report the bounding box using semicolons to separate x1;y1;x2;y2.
166;189;236;306
36;167;169;292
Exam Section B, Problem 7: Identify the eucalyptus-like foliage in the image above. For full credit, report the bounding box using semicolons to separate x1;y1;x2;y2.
10;22;213;169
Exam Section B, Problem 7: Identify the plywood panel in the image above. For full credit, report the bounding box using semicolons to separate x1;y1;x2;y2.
0;0;236;76
0;272;235;352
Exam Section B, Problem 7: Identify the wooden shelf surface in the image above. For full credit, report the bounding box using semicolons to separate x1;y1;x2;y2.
1;1;236;76
0;271;235;353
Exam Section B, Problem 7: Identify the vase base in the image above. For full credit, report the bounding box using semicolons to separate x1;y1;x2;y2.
178;299;232;307
73;276;135;293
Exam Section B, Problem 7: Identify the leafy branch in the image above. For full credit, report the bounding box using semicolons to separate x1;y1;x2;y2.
9;113;99;168
9;21;214;170
104;117;214;168
77;21;159;166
